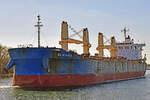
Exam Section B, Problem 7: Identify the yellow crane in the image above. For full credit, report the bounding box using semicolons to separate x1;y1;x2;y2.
59;21;91;55
96;33;117;57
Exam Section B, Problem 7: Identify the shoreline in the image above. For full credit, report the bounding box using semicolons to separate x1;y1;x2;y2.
0;74;13;80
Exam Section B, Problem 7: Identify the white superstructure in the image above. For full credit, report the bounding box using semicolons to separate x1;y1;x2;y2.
116;28;145;60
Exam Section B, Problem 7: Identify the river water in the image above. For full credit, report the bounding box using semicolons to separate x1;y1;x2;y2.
0;71;150;100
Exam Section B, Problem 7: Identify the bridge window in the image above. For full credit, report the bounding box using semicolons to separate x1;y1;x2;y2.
134;46;137;49
125;46;129;49
118;46;123;49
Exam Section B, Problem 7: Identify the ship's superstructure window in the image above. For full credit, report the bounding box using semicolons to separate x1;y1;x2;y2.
125;46;129;49
116;43;145;60
134;46;137;49
118;46;123;49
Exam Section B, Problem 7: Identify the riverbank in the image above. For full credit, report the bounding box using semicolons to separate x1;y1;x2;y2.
0;74;13;80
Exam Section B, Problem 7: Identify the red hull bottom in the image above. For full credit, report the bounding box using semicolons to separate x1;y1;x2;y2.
12;72;145;87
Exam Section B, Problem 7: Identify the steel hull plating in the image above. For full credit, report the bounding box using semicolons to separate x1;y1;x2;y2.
6;48;147;87
12;72;145;87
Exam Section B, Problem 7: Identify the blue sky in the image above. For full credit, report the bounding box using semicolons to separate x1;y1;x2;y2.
0;0;150;63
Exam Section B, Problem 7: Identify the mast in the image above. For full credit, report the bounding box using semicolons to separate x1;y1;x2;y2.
34;15;43;48
121;27;129;41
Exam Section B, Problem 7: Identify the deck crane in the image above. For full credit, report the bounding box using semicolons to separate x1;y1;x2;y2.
96;33;117;57
59;21;91;55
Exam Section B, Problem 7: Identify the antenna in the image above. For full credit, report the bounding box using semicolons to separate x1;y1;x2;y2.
34;15;43;48
121;27;129;40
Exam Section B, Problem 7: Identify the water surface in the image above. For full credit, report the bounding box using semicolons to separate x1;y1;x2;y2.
0;71;150;100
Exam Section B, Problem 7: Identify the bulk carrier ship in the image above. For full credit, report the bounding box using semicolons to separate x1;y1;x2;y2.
5;16;147;87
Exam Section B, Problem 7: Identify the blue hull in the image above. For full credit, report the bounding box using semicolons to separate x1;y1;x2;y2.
6;48;96;75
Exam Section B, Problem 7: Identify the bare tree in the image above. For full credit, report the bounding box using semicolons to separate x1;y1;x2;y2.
0;45;10;74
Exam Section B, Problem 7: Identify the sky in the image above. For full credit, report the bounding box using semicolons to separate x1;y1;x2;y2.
0;0;150;63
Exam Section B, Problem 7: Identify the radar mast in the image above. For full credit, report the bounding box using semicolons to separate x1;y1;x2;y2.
121;27;129;41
